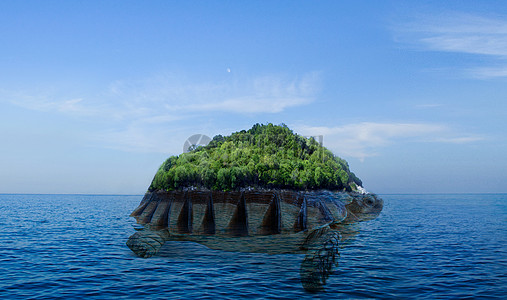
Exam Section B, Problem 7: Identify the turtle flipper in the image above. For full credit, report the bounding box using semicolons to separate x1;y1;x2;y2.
126;230;166;258
300;226;341;291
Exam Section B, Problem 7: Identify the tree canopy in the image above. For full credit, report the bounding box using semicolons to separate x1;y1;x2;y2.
149;123;363;192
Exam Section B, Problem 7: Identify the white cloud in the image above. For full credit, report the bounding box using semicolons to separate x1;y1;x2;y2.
398;13;507;56
295;122;483;161
394;13;507;78
139;73;319;114
4;72;319;118
2;89;104;117
175;96;312;113
1;73;320;153
467;66;507;79
102;74;312;116
434;136;484;144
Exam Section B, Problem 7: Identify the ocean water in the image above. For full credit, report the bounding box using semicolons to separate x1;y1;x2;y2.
0;194;505;299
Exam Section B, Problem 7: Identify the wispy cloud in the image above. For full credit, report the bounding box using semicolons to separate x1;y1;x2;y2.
295;122;484;161
434;136;484;144
1;90;103;116
106;72;319;116
1;73;320;153
394;13;507;78
4;72;319;118
467;66;507;79
170;96;312;114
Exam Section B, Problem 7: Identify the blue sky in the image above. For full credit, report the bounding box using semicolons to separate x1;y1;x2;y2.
1;0;506;194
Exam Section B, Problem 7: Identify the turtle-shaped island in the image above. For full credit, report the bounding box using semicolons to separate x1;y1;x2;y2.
127;123;383;291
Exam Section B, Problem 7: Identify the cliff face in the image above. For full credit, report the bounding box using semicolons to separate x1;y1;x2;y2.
149;123;363;192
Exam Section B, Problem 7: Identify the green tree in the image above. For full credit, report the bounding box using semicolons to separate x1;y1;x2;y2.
147;123;363;192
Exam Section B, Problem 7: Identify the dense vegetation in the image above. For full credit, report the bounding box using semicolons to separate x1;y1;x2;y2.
149;123;363;191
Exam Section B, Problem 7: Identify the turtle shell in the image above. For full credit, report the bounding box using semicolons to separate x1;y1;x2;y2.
131;189;349;237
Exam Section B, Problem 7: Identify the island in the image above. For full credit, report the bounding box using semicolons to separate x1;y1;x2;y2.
149;123;363;192
127;123;382;292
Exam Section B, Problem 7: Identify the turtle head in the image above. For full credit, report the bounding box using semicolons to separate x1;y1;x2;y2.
344;193;383;223
306;191;349;226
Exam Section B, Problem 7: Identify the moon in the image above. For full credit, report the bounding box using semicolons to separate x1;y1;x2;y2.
226;68;231;73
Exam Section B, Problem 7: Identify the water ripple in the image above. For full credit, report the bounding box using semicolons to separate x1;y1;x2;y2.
0;194;506;299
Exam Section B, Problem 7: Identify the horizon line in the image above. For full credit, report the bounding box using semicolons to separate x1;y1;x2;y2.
1;192;506;196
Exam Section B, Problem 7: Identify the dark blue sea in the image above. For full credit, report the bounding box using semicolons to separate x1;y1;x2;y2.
0;194;505;299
